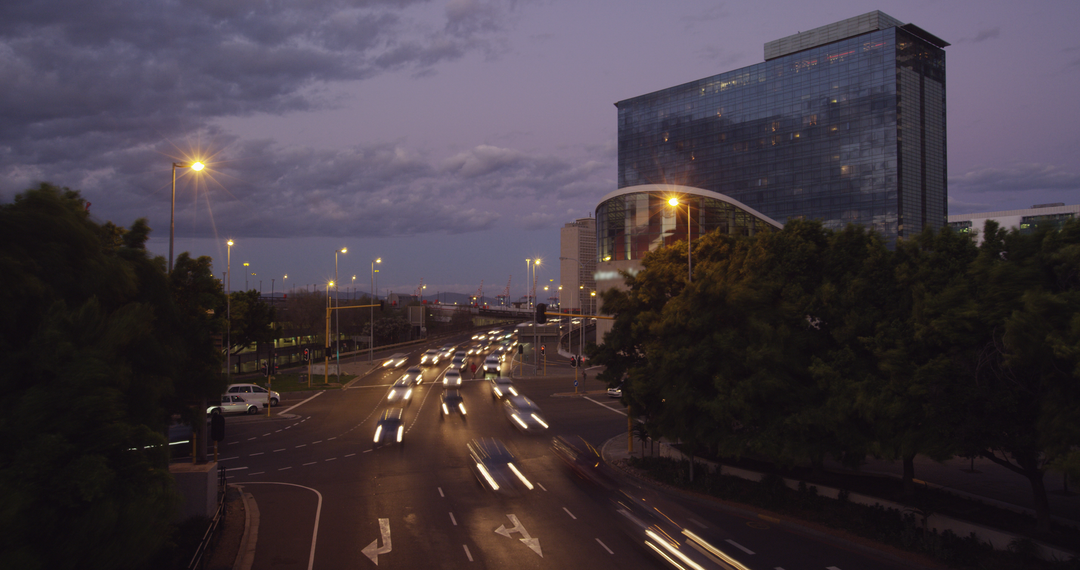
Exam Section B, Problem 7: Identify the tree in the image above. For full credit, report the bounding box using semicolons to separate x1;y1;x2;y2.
226;289;278;361
0;184;186;569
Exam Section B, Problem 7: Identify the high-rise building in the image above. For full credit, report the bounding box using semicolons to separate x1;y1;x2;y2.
614;11;948;243
559;217;597;314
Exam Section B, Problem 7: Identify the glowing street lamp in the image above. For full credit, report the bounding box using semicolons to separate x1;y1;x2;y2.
169;161;204;272
370;258;381;362
226;239;233;382
668;197;692;283
334;247;347;378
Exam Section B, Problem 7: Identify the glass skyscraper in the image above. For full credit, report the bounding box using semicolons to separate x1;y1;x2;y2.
615;11;948;243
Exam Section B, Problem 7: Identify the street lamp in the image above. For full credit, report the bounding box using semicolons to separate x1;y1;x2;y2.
668;197;692;283
226;239;233;382
334;247;347;378
370;258;381;362
169;161;204;273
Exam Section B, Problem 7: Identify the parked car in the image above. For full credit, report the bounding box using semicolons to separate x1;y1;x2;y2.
208;394;261;415
226;383;280;407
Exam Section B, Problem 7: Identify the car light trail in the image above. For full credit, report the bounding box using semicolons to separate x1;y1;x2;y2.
507;462;534;490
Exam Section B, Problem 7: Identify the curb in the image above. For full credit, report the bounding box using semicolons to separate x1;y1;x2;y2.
231;484;259;570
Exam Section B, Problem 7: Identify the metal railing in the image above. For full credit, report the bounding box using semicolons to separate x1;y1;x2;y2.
187;465;229;570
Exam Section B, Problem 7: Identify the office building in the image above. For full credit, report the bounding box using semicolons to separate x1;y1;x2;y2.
559;217;597;314
948;203;1079;245
614;11;948;244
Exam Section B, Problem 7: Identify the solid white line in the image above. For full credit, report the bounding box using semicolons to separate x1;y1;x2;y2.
726;539;755;555
449;512;457;526
563;507;577;520
438;487;445;497
583;396;628;416
274;449;286;453
463;545;473;562
242;482;323;570
595;538;613;554
278;391;324;415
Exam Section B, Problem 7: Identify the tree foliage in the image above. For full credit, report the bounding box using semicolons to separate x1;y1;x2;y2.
0;183;226;569
588;218;1080;534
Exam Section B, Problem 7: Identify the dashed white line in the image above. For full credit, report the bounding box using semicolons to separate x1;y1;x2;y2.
312;440;322;444
537;482;547;492
278;466;292;471
563;507;577;520
449;512;457;526
226;466;249;471
345;453;357;458
275;429;282;433
595;538;613;554
249;452;264;456
327;437;336;440
295;444;307;448
325;457;337;462
249;472;264;476
263;433;271;436
463;545;473;562
438;487;445;497
303;462;317;466
273;448;286;453
726;539;755;555
247;437;257;441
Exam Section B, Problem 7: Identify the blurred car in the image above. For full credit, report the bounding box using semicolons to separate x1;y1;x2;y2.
449;356;467;371
440;389;466;418
386;375;416;404
373;408;405;447
420;349;441;366
503;395;549;432
467;437;534;494
453;350;468;361
607;384;623;398
551;435;622;489
483;355;502;373
443;368;463;386
438;344;457;360
402;366;424;385
466;343;483;355
226;383;280;407
382;353;408;368
488;377;518;399
208;394;261;415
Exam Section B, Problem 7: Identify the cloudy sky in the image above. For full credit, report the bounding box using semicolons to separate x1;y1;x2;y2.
3;0;1078;299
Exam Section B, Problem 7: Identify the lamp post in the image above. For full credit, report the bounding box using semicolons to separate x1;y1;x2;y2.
525;259;531;309
226;239;233;382
334;247;347;378
169;161;204;272
668;197;692;282
370;258;381;362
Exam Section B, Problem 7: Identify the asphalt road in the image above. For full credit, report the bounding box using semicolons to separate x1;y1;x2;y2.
218;338;921;570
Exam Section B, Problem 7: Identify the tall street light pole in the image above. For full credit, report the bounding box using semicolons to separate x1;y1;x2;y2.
226;239;233;382
335;247;347;378
169;161;205;272
370;258;381;362
668;197;692;283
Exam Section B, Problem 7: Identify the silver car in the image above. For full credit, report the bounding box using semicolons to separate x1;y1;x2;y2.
226;383;280;407
503;395;549;432
488;377;518;399
208;394;260;415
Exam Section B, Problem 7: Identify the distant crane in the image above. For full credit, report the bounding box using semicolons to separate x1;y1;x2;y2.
496;275;511;306
473;280;483;307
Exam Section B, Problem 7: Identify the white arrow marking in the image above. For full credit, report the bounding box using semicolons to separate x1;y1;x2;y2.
493;514;542;557
362;518;392;565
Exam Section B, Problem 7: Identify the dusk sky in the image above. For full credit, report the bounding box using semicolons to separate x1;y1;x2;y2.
3;0;1078;299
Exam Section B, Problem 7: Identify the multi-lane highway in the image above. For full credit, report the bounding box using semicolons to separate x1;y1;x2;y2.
217;334;920;570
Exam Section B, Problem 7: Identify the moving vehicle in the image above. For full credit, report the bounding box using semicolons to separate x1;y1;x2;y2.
373;408;405;447
382;353;408;368
387;374;416;403
402;366;424;385
503;395;549;432
208;394;261;415
608;384;623;398
420;349;441;366
467;437;534;494
483;355;502;373
488;377;518;399
443;368;462;386
226;383;280;407
440;389;466;418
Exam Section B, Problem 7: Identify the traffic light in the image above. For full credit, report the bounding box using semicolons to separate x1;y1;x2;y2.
261;362;268;376
273;360;279;375
570;356;577;368
540;344;546;356
303;348;310;362
535;303;547;324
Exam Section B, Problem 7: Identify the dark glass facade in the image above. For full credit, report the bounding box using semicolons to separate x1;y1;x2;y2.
616;25;947;244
